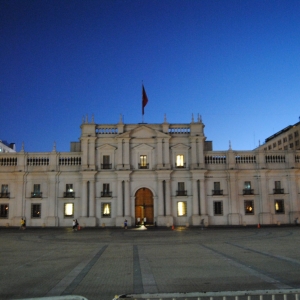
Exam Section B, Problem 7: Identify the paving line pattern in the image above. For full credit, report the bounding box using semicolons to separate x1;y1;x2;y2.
201;244;293;289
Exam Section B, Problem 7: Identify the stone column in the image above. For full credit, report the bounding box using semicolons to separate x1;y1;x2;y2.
81;180;88;217
200;179;207;215
125;180;131;216
89;180;95;217
117;180;123;216
157;180;164;215
165;179;172;216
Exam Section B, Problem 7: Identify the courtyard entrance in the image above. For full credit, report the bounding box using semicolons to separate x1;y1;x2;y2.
135;188;154;225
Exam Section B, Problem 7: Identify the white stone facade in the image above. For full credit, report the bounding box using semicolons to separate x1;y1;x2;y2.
0;117;300;227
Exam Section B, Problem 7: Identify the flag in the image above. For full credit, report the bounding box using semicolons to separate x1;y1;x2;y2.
142;85;148;115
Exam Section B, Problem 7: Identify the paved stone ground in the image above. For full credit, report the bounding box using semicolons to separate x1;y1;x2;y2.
1;225;300;300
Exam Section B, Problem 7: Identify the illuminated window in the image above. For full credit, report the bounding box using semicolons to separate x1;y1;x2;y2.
0;204;8;218
177;201;187;216
275;200;284;214
244;200;254;215
139;155;148;169
102;203;111;217
31;204;41;218
214;201;223;215
32;184;42;198
64;203;74;217
176;155;185;168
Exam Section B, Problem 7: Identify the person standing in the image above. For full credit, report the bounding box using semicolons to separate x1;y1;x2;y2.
72;219;76;230
124;219;128;229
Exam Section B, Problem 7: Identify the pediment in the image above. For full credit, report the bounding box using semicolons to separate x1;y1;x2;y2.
132;143;154;151
97;144;117;151
170;143;190;150
117;125;170;139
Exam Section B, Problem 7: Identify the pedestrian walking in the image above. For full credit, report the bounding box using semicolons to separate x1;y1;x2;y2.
124;219;128;229
20;218;25;230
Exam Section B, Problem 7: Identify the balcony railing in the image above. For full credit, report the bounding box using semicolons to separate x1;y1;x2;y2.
138;164;149;169
212;190;223;196
64;192;75;198
273;188;284;194
101;163;112;170
31;192;43;198
0;192;10;198
176;190;187;196
101;191;112;197
175;163;186;168
243;189;254;195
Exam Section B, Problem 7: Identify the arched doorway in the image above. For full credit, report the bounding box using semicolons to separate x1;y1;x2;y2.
135;188;154;225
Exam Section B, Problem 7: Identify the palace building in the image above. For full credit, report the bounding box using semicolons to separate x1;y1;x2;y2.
0;115;300;228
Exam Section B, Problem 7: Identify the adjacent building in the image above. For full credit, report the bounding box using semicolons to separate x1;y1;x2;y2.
0;115;300;227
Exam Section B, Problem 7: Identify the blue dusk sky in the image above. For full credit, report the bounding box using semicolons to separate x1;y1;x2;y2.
1;0;300;153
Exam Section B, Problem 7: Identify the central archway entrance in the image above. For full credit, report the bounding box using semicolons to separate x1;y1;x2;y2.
135;188;154;225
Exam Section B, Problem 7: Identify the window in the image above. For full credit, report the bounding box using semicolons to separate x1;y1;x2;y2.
31;204;41;218
296;140;299;147
295;131;299;138
278;140;282;145
177;201;187;216
283;137;287;143
64;184;75;198
102;203;111;217
0;204;8;218
275;200;284;214
102;155;111;169
32;184;42;198
214;201;223;215
244;200;254;215
273;142;276;148
289;134;293;140
290;143;294;149
274;181;284;194
176;182;187;196
1;184;9;198
64;203;74;217
139;155;148;169
176;154;185;168
213;182;223;195
268;145;272;150
101;184;112;197
243;181;253;195
284;145;288;150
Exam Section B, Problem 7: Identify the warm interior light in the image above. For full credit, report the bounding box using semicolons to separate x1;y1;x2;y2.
65;203;73;215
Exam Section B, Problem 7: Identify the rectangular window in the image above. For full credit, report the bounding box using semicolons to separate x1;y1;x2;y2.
275;181;281;189
101;184;111;197
278;140;282;145
64;184;75;198
177;182;187;196
1;184;9;198
244;181;251;189
275;200;284;214
102;203;111;217
177;201;187;216
283;137;287;143
102;155;111;169
273;142;276;148
290;143;294;149
289;134;293;140
295;131;299;138
214;201;223;215
64;203;74;217
268;145;272;150
139;155;148;169
0;204;8;218
243;181;253;195
32;184;42;198
244;200;254;215
176;154;185;168
31;204;41;218
296;140;299;147
213;182;223;195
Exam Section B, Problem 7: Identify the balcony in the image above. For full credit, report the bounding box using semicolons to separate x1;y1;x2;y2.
31;192;43;198
0;192;10;198
273;189;284;194
101;163;112;170
101;191;112;197
243;189;254;195
176;190;187;196
138;164;149;169
64;192;75;198
175;163;186;169
212;190;223;196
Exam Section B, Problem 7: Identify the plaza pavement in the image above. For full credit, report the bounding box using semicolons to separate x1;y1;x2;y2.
1;225;300;300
